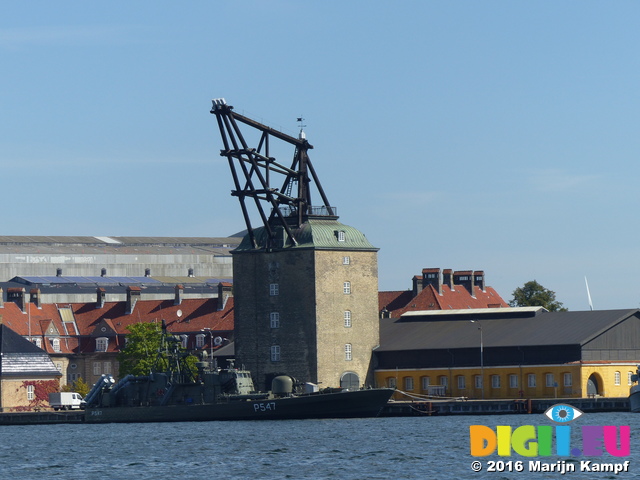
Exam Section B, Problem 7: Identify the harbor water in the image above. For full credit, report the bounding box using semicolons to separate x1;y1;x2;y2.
0;412;638;480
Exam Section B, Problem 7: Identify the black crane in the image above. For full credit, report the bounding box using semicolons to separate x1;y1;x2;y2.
210;98;335;249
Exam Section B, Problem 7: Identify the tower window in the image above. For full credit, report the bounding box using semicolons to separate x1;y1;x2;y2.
344;310;352;328
270;345;281;362
343;282;351;294
345;343;352;361
337;231;346;242
270;312;280;328
343;256;350;265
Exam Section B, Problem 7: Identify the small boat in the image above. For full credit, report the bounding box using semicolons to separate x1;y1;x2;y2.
84;326;394;423
630;366;640;412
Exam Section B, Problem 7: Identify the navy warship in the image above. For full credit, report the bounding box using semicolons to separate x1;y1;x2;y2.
84;324;394;423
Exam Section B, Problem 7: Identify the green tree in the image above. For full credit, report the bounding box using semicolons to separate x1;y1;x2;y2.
117;322;200;379
62;377;91;397
118;322;165;377
509;280;567;312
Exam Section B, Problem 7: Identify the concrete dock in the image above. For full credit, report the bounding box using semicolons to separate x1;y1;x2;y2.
380;397;630;416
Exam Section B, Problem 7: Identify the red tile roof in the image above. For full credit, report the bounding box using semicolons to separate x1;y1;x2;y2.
0;295;234;354
379;283;508;317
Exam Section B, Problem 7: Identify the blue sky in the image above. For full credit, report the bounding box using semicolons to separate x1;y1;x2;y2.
2;1;639;311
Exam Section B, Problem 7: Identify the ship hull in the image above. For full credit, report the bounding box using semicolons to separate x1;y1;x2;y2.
630;385;640;412
85;388;394;423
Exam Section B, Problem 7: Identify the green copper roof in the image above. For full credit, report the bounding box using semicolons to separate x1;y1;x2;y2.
234;218;378;252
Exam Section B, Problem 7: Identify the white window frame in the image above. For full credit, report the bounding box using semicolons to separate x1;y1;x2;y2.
545;373;555;387
528;373;536;388
180;335;189;349
269;283;279;296
491;375;500;388
404;376;414;391
104;362;112;375
614;371;621;386
509;374;518;389
196;334;205;348
344;310;352;328
96;337;108;352
26;384;34;401
93;362;101;376
270;312;280;328
564;372;572;387
457;375;466;389
337;231;346;242
270;345;280;362
343;256;350;265
474;375;483;389
343;281;351;294
439;376;448;387
345;343;352;361
388;377;396;388
421;376;430;390
51;337;61;353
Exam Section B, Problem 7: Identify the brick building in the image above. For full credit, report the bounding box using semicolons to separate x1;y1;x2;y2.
233;217;380;391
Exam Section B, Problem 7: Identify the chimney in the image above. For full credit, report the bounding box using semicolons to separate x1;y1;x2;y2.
174;284;184;306
29;288;42;309
412;275;423;297
126;286;141;314
188;268;195;278
0;287;4;308
218;282;233;310
145;268;151;277
443;269;454;291
454;270;474;296
101;268;107;277
96;287;106;309
7;288;26;312
473;270;486;292
422;268;442;295
56;268;63;277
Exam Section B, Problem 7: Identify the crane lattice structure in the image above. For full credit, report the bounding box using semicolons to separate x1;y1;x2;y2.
210;98;335;249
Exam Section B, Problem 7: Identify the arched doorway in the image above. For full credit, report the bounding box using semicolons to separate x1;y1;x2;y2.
340;372;360;391
587;374;599;397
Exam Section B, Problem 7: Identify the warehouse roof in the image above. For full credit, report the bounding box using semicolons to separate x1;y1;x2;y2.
378;308;640;351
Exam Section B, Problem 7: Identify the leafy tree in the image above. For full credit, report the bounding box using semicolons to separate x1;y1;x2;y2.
62;377;91;397
117;322;200;379
509;280;567;312
118;322;165;377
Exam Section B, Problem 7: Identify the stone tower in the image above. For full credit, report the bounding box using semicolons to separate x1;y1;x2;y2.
211;99;380;390
233;217;379;390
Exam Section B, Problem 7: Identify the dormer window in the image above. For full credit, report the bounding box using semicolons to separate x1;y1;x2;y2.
196;334;205;348
336;231;346;242
96;337;108;352
181;335;189;349
51;338;61;353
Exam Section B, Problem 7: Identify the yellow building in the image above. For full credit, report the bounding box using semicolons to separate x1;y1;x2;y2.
375;308;640;399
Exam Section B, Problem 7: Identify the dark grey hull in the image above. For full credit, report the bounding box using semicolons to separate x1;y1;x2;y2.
630;386;640;412
85;388;395;423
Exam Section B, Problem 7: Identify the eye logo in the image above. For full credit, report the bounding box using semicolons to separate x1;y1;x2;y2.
544;404;583;424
